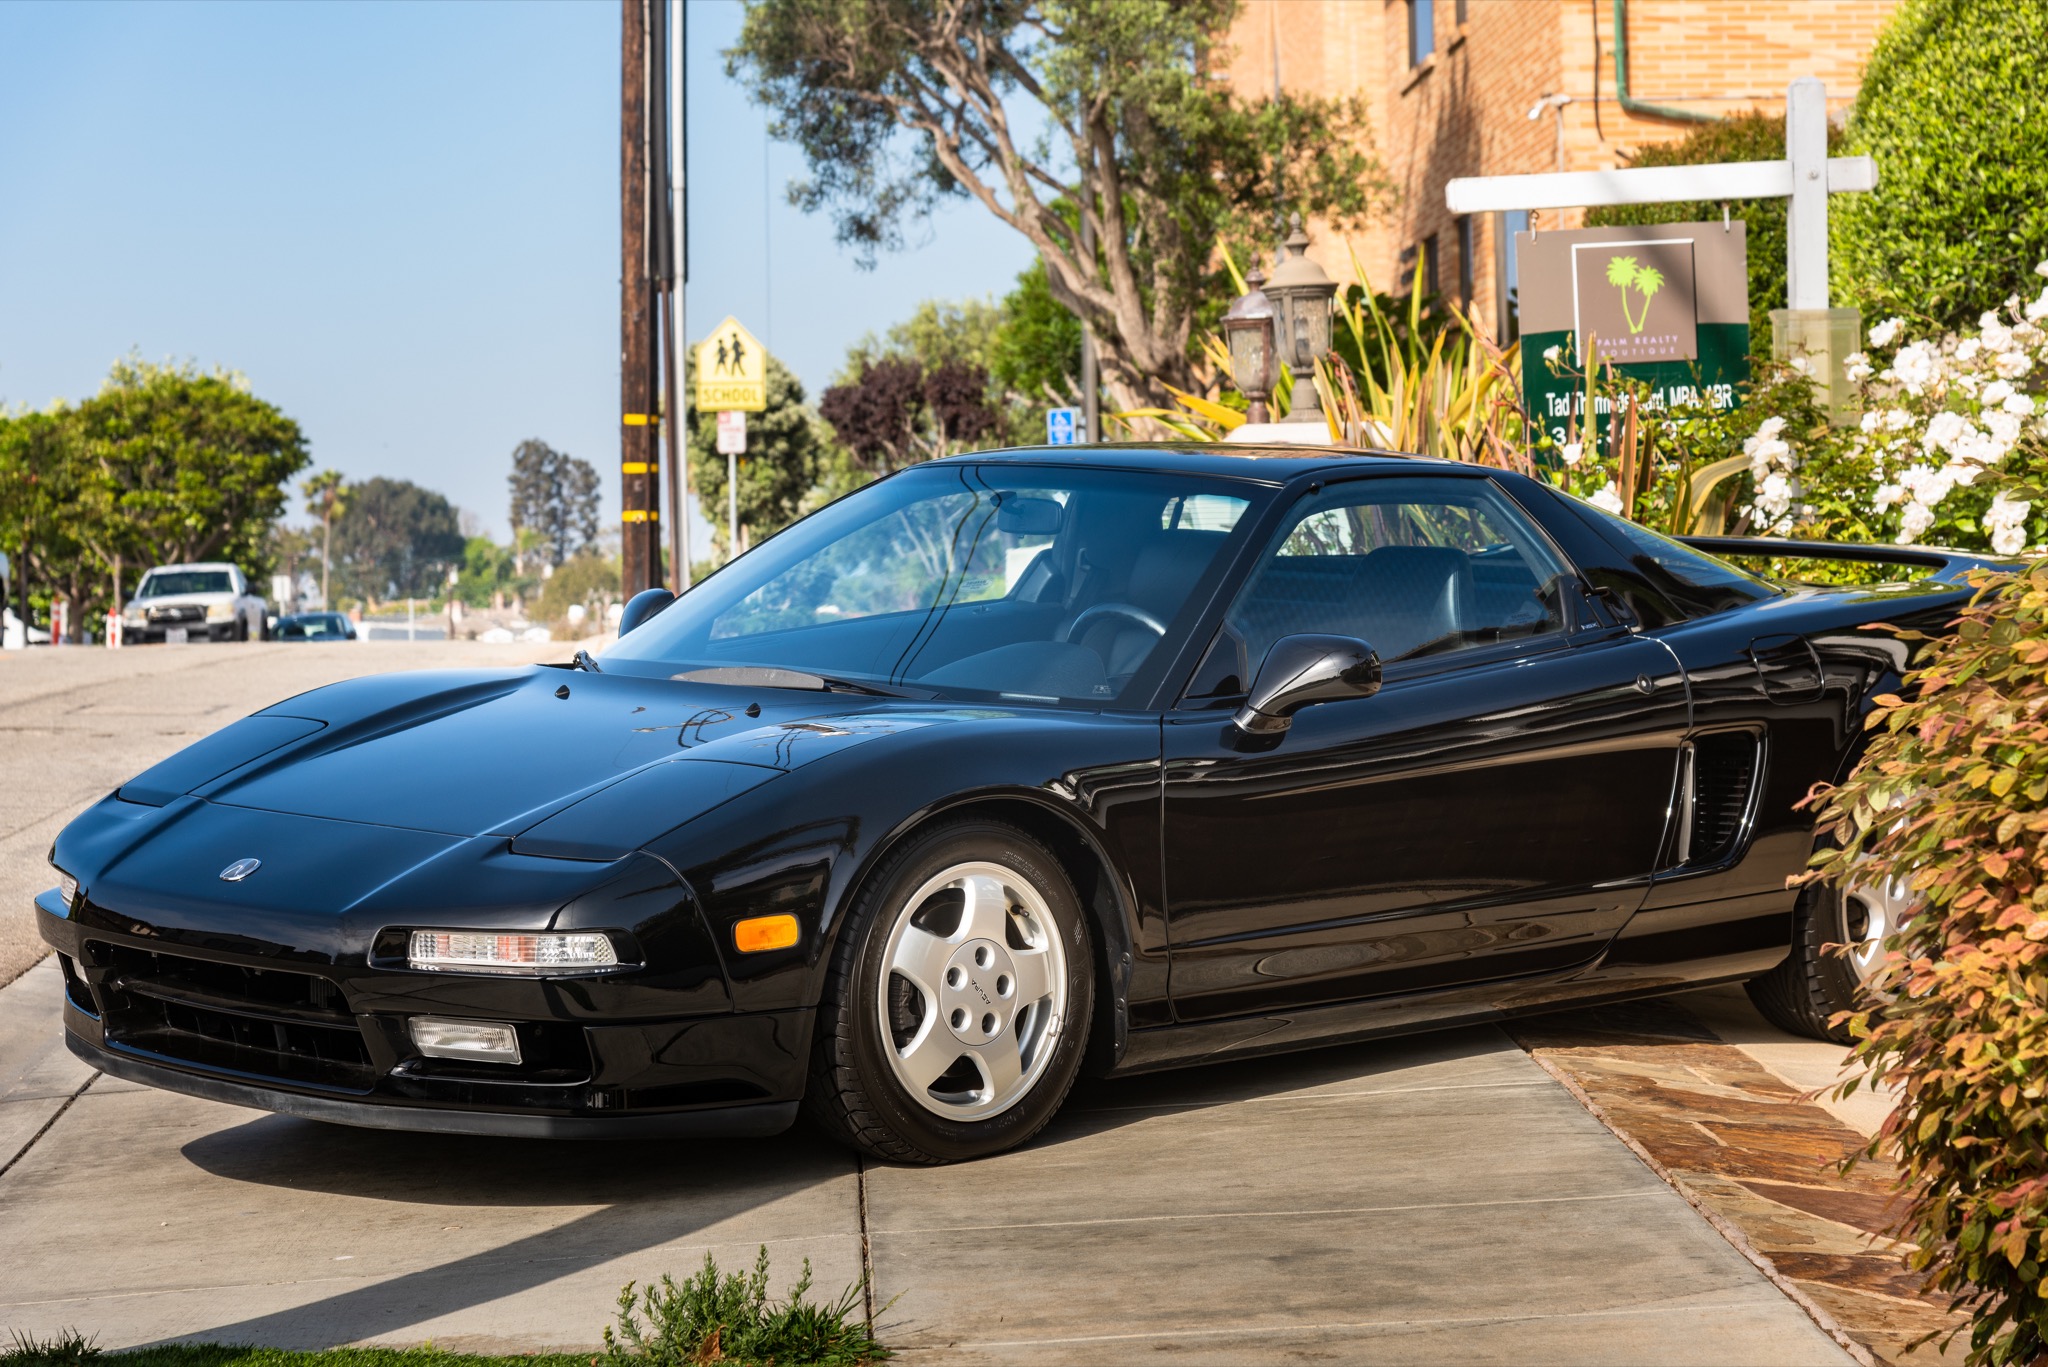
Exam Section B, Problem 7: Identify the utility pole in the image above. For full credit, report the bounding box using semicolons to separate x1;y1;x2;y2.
619;0;660;596
664;0;689;591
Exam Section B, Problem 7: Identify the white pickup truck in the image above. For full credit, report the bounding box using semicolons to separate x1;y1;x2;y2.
123;563;268;643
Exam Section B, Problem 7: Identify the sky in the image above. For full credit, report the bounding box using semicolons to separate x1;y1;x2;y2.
0;0;1035;542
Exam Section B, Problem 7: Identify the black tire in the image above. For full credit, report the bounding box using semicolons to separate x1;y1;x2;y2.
804;818;1095;1164
1744;879;1864;1043
236;618;249;643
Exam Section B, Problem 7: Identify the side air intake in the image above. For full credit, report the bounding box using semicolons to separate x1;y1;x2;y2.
1674;731;1762;868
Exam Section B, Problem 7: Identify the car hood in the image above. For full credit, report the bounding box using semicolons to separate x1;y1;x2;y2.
120;666;960;846
132;592;237;608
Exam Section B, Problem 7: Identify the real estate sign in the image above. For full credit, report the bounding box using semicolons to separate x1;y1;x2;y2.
1518;222;1749;448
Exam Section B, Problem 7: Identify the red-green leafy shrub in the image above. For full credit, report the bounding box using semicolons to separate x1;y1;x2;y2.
1811;563;2048;1363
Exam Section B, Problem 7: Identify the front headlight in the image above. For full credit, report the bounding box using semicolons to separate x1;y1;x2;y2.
406;930;622;975
56;869;79;908
205;603;234;622
123;607;145;624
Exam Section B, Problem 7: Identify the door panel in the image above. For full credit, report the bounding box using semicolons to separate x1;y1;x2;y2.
1164;636;1690;1019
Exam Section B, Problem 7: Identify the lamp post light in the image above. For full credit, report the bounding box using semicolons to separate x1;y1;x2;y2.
1222;263;1277;425
1264;213;1340;427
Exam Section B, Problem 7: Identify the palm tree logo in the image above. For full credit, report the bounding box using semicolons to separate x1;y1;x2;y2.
1604;254;1666;335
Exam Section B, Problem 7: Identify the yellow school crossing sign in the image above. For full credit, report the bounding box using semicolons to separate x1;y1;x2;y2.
695;316;767;412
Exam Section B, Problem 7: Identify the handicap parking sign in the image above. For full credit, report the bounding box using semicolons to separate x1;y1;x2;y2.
1046;407;1079;445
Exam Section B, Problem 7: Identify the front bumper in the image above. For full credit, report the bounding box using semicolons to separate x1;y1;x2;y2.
36;888;813;1139
125;622;239;644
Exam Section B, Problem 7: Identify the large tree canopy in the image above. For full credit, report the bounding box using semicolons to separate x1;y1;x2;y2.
329;476;465;605
730;0;1391;408
506;439;600;569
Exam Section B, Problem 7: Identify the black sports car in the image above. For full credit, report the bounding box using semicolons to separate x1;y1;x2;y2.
38;445;1989;1163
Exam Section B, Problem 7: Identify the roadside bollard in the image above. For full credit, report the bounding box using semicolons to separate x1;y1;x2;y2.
105;613;123;648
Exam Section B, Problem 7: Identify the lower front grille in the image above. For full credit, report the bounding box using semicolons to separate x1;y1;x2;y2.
90;943;375;1092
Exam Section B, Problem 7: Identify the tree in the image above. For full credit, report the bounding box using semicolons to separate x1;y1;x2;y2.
991;259;1084;410
687;352;827;557
64;358;307;609
328;477;465;605
1833;0;2048;330
1586;111;1843;359
0;408;81;632
301;469;348;610
506;439;601;571
821;357;1001;473
729;0;1392;410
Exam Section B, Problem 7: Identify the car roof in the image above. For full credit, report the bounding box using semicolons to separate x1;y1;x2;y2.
146;562;237;573
930;442;1469;486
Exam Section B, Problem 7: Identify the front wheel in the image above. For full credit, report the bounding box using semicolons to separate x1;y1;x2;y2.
805;819;1094;1164
1744;873;1911;1042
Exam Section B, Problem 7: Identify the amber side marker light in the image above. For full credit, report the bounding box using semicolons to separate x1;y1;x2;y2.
735;915;799;953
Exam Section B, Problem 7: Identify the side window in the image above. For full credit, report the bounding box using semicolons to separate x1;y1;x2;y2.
1189;477;1571;697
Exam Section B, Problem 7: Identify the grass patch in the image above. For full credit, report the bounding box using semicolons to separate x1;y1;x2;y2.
4;1248;888;1367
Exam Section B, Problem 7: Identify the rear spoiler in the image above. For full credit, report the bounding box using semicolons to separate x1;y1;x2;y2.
1678;535;2011;586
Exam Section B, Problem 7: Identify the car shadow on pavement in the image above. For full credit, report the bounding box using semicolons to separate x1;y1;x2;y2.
170;1119;855;1349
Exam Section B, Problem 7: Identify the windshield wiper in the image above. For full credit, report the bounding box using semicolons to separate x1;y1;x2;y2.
670;665;927;698
573;649;603;673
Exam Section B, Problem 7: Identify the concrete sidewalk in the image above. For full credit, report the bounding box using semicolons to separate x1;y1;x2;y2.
0;958;1851;1365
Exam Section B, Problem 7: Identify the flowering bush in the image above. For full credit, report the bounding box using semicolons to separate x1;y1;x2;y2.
1761;263;2048;554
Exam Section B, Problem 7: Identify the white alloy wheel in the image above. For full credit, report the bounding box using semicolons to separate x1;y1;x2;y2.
1841;873;1914;988
875;860;1068;1123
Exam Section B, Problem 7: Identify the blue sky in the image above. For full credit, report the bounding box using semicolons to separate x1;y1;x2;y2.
0;0;1034;541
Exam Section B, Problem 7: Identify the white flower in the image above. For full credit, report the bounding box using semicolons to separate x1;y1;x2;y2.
1860;410;1884;435
1994;349;2033;379
1754;416;1787;441
1985;408;2024;452
1923;410;1970;455
1983;320;2015;353
2037;260;2048;278
1873;483;1906;509
1543;345;1562;363
1898;501;1936;543
1589;482;1625;515
1989;493;2032;556
1884;408;1915;432
1984;379;2015;405
2005;391;2037;416
1868;316;1905;348
1901;463;1957;508
1846;358;1875;383
1560;440;1583;466
1956;337;1982;363
2027;287;2048;324
1892;341;1938;394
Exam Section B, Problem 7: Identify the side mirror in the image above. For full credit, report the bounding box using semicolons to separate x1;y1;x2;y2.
1233;633;1381;735
617;587;676;637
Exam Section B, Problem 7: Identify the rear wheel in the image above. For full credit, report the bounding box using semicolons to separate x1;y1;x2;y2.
805;819;1094;1164
1744;872;1911;1042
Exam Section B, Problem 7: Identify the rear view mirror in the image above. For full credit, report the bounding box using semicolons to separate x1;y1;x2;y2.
996;495;1063;536
1233;634;1381;735
617;587;676;637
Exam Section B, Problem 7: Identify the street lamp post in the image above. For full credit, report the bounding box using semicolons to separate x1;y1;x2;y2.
1222;263;1277;425
1264;214;1339;427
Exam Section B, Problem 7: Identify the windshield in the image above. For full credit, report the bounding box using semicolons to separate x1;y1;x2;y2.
137;571;232;597
603;462;1259;705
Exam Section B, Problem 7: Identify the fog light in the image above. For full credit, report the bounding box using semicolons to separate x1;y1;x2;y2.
410;1017;522;1064
734;914;799;953
407;930;619;975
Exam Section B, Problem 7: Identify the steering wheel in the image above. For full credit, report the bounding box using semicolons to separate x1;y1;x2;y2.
1060;602;1169;644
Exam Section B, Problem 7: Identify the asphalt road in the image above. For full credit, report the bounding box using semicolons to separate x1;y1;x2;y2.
0;638;571;990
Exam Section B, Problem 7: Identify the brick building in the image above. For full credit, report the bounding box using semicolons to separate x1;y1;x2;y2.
1218;0;1901;341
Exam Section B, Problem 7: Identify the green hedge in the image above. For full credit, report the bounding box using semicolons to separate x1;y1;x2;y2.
1833;0;2048;330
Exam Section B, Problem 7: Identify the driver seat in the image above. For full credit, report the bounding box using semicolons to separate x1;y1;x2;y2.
1073;532;1225;677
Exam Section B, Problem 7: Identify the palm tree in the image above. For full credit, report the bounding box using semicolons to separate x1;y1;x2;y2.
301;470;348;610
1629;266;1666;334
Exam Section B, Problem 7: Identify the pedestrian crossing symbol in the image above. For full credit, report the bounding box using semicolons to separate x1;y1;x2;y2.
1046;407;1079;445
695;316;767;413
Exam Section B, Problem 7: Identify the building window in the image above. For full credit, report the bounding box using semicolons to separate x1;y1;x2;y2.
1455;0;1469;24
1423;232;1440;298
1457;216;1475;309
1408;0;1434;67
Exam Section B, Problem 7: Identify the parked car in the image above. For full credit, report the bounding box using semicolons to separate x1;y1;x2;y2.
122;563;266;643
38;445;1991;1162
274;612;358;642
3;605;51;648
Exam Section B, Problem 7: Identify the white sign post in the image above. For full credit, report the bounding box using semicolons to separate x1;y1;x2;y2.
716;410;747;559
1446;79;1875;417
